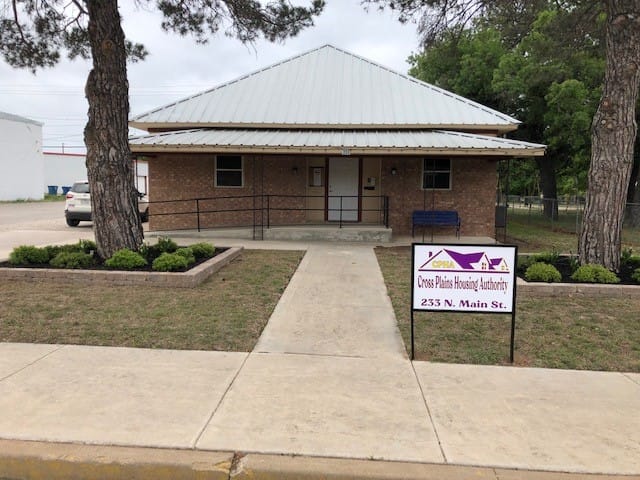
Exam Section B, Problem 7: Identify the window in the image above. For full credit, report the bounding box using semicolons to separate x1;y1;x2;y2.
423;158;451;190
215;155;243;187
71;181;90;194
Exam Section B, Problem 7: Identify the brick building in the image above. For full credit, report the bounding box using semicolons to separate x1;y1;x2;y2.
129;45;544;239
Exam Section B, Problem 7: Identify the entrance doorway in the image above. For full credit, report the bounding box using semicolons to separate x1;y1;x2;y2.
328;157;360;221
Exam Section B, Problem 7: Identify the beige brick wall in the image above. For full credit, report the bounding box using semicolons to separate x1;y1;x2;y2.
149;154;497;237
148;154;307;231
380;157;497;237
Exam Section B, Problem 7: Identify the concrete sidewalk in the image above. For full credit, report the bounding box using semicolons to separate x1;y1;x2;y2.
1;242;640;478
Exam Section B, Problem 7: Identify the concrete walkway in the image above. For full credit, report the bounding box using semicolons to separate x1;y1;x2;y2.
1;240;640;478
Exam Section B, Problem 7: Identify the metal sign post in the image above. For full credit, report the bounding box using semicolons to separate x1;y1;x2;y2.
410;243;518;363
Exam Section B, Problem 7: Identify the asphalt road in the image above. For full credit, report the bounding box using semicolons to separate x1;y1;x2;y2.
0;200;94;259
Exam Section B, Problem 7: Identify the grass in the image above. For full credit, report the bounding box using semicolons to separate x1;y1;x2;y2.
0;194;66;203
0;249;304;352
375;246;640;372
504;207;640;253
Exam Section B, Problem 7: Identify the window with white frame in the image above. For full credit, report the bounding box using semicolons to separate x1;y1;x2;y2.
423;158;451;189
215;155;243;187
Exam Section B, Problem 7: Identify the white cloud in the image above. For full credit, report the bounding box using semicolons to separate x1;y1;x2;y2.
0;1;420;151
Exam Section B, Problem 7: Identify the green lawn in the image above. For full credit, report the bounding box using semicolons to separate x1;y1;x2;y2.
375;246;640;372
504;207;640;253
0;250;304;352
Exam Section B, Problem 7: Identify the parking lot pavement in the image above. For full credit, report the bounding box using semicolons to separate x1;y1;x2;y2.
0;201;66;232
0;201;94;259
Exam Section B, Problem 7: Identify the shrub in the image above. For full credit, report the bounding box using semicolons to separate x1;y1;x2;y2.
156;237;178;253
516;255;534;275
567;255;580;274
9;245;50;265
44;245;66;259
138;242;152;260
571;264;620;284
621;247;634;264
105;249;147;270
524;262;562;283
78;239;97;254
50;251;94;269
531;250;560;265
632;268;640;284
144;237;179;262
189;242;215;260
44;240;96;259
620;248;640;277
175;247;196;265
152;252;188;272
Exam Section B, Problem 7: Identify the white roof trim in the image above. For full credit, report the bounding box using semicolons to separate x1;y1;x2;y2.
129;128;545;157
0;111;43;126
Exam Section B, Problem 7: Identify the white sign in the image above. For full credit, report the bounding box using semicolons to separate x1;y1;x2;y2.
412;244;517;313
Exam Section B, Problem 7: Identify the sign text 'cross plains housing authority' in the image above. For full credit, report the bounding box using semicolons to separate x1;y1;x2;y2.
412;244;517;314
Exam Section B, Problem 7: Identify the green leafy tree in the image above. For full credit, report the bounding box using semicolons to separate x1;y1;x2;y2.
408;27;505;110
544;79;598;195
408;6;604;217
368;0;637;270
0;0;324;259
492;7;604;218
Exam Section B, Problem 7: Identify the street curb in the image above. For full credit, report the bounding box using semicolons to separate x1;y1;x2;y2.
1;440;638;480
0;440;232;480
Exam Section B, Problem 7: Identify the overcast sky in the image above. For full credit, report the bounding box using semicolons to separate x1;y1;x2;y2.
0;1;421;153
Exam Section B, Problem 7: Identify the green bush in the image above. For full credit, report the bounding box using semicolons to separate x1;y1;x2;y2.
517;255;534;275
571;264;620;284
175;247;196;265
77;239;97;254
524;262;562;283
152;252;188;272
105;249;147;270
138;242;151;260
620;248;640;273
43;245;66;259
531;250;560;265
9;245;50;265
156;237;178;253
632;268;640;284
44;240;96;259
567;255;580;274
50;251;94;269
189;242;215;260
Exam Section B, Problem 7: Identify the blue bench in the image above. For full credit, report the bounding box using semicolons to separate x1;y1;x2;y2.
412;210;461;238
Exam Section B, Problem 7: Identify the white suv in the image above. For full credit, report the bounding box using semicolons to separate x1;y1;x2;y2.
64;180;149;227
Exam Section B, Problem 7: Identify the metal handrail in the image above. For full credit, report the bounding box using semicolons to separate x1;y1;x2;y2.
146;194;390;237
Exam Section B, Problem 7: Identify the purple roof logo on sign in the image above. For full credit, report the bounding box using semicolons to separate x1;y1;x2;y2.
419;249;510;274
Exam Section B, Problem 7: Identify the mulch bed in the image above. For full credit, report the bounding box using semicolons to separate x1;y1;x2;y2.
0;247;228;273
518;255;638;285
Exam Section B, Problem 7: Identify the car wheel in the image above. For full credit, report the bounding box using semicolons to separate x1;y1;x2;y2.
66;218;80;227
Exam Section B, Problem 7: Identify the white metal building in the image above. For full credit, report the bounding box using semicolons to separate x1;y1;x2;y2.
0;111;44;201
43;152;87;195
42;152;149;195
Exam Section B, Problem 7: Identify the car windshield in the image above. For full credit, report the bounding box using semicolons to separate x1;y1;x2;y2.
72;183;90;194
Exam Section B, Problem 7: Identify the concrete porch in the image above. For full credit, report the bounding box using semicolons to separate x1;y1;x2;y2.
146;225;498;245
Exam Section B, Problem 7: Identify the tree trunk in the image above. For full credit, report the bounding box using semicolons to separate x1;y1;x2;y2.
536;157;558;220
625;148;640;226
84;0;143;259
579;0;640;271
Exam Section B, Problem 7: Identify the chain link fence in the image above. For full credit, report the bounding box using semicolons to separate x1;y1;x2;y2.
502;196;640;240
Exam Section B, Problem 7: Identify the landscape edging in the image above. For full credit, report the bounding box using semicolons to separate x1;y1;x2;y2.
0;246;243;288
517;277;638;297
